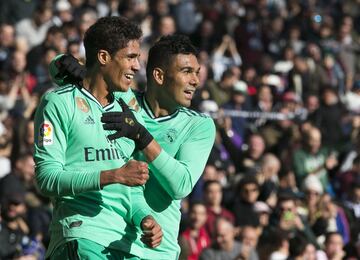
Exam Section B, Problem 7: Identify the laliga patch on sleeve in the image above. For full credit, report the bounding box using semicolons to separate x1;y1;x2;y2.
38;121;54;146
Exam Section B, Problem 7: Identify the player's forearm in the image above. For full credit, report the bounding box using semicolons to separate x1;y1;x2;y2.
35;168;101;196
142;139;162;162
131;186;152;227
149;150;197;200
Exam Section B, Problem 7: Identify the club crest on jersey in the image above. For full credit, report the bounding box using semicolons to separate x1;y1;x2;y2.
76;97;90;113
163;128;178;143
38;121;53;146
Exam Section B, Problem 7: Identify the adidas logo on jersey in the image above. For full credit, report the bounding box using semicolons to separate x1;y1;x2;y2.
84;115;95;125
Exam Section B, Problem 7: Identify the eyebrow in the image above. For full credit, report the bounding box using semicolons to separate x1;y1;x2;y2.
180;66;200;72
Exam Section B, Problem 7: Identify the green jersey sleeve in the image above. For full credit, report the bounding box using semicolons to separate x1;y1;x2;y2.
34;91;101;196
149;118;216;200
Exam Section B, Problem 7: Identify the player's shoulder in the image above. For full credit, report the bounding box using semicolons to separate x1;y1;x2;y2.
178;107;213;120
39;84;78;110
45;84;78;99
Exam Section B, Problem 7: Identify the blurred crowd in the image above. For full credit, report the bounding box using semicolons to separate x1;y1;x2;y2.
0;0;359;259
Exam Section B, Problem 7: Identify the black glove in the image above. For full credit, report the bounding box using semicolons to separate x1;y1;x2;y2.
54;54;86;85
101;99;153;150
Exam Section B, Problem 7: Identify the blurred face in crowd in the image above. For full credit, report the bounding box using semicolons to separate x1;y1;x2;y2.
240;226;258;248
215;219;235;251
79;11;97;35
279;199;297;217
305;188;321;207
233;91;246;105
34;7;53;26
306;95;319;113
159;16;176;36
48;31;66;53
204;182;222;207
258;85;272;103
248;134;265;160
353;187;360;203
0;24;15;47
189;204;207;230
241;183;259;203
304;243;317;260
258;211;270;226
306;128;321;154
294;56;308;73
2;198;26;221
16;155;35;183
11;51;27;73
203;165;219;181
323;89;338;106
261;154;281;179
325;233;344;258
278;107;293;129
162;54;200;108
323;55;335;69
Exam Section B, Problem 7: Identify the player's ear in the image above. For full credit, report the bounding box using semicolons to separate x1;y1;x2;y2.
97;50;111;65
153;68;164;85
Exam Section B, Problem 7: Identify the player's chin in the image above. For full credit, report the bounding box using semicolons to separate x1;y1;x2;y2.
179;99;191;107
118;82;131;92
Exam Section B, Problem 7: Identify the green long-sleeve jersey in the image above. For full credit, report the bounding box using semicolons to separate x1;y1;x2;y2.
34;85;151;258
131;93;216;260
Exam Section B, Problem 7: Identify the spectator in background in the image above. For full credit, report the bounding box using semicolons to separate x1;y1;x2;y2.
317;88;347;150
0;23;15;70
221;80;250;142
233;133;266;175
210;35;242;82
318;194;351;245
299;175;324;229
293;126;338;193
15;3;53;49
200;217;258;260
238;225;260;259
324;232;346;260
232;175;260;228
288;55;319;101
270;192;318;248
179;202;211;260
0;192;30;259
0;152;34;203
26;25;66;75
203;180;234;240
343;80;360;114
207;67;239;107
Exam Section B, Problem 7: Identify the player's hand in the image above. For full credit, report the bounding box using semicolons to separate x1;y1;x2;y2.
101;99;153;150
140;215;163;248
54;54;86;85
116;159;149;186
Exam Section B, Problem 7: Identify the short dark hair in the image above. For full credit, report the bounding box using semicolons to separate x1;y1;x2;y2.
83;16;142;68
237;175;259;191
325;231;342;244
203;180;221;192
146;34;197;79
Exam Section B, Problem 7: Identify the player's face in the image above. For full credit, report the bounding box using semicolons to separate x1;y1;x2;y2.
105;40;141;92
163;54;200;108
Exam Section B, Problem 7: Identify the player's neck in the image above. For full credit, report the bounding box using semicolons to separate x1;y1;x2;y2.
145;91;177;117
83;74;111;106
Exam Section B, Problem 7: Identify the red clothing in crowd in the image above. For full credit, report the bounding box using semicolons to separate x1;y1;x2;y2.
181;227;211;260
205;207;235;239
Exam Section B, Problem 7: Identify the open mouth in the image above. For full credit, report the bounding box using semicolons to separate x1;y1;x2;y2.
125;74;134;80
184;89;194;99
